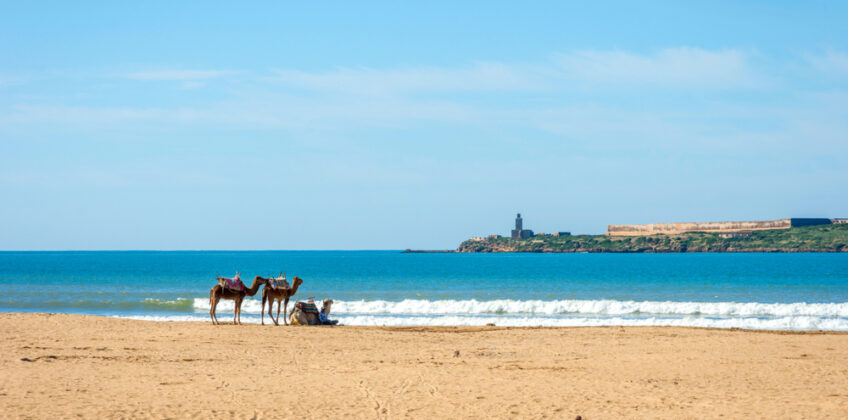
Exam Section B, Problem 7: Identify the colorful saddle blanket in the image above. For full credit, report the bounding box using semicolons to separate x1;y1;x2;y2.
218;277;245;291
295;302;319;313
268;278;289;290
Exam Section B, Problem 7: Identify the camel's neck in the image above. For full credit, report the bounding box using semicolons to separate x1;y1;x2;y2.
289;282;301;296
244;277;265;296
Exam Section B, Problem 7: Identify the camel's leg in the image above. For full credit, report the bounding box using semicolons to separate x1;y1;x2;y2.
237;296;244;325
268;296;278;325
238;298;243;325
209;290;214;325
261;293;266;325
210;291;219;325
233;298;239;325
275;299;282;325
270;299;276;325
283;297;290;326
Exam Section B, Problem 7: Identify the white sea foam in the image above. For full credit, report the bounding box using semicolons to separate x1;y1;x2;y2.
116;313;848;331
333;315;848;330
176;297;848;330
192;297;848;318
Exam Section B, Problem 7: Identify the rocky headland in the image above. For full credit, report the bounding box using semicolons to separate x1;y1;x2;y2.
456;223;848;253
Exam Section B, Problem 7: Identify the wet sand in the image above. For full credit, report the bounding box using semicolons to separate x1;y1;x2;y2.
2;313;847;419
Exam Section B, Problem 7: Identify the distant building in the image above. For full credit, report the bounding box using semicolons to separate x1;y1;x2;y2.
487;234;502;239
553;232;571;237
718;231;752;239
511;213;535;239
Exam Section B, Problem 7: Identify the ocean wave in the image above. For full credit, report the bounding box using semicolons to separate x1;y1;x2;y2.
191;297;848;318
116;314;848;331
140;298;194;311
0;297;195;312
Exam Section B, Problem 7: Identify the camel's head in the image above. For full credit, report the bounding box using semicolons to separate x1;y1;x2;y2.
254;275;269;283
292;276;304;287
321;299;334;315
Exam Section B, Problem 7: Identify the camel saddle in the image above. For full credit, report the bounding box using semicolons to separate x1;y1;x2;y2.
294;301;319;314
218;277;245;292
268;277;289;290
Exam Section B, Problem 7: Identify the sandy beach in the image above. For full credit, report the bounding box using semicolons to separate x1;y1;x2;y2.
1;314;847;419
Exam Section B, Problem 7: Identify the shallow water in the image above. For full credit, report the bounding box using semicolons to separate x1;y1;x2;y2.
1;251;847;330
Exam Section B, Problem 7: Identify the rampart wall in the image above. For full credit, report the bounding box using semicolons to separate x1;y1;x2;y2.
607;218;836;236
607;219;792;236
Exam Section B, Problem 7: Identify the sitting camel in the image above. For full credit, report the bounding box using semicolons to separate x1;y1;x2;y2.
290;299;336;326
209;275;269;325
261;276;303;326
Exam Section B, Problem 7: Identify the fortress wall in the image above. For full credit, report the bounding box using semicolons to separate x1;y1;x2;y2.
607;219;792;236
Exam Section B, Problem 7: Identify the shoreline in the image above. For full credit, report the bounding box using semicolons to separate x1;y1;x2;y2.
112;313;848;331
10;292;848;331
4;313;848;418
36;312;848;335
110;296;848;331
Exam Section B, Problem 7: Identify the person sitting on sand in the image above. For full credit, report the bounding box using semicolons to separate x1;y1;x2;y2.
318;299;338;325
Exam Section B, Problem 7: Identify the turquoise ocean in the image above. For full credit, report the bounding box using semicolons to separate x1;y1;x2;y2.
1;251;847;330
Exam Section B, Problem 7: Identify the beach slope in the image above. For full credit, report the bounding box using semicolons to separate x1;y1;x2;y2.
2;314;847;418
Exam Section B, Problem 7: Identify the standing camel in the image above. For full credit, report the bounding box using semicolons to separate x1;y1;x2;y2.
209;275;268;325
261;276;303;325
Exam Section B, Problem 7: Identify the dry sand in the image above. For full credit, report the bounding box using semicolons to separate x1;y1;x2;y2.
1;313;847;419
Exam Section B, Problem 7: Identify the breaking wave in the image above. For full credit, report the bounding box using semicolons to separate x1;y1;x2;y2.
179;297;848;330
119;313;848;331
192;298;848;318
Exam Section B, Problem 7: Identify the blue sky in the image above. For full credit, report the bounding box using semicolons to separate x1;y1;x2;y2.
2;1;847;250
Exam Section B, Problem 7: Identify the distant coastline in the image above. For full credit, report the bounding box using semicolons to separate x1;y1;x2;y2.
401;249;455;253
454;224;848;253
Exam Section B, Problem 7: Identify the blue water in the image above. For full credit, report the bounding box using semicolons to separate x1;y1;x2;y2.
1;251;847;329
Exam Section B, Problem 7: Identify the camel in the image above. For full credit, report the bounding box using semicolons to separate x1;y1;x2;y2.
290;298;335;326
260;276;303;326
209;275;269;325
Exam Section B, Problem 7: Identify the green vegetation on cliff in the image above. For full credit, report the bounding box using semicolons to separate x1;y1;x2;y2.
456;224;848;253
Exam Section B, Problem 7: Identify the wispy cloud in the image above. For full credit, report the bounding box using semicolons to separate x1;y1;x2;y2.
0;74;23;88
267;47;759;96
0;105;191;125
0;97;486;129
4;47;843;156
270;62;549;96
552;47;757;88
806;50;848;76
124;69;237;81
